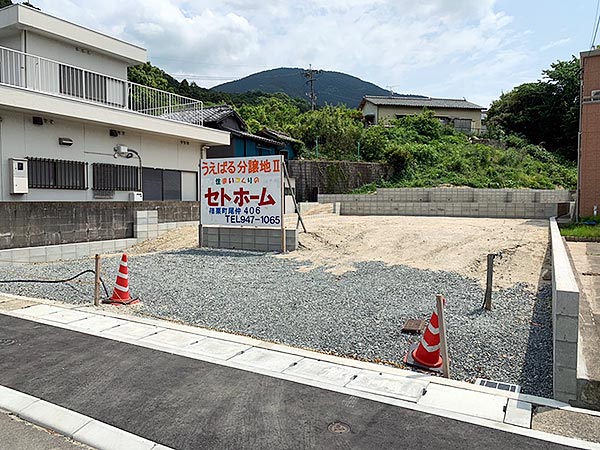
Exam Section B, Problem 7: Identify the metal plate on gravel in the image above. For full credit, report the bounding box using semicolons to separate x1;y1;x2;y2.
401;319;426;334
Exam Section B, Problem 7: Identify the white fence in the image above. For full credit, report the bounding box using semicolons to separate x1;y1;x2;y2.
0;45;202;125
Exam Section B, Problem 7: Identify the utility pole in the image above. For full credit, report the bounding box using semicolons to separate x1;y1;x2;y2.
304;64;322;110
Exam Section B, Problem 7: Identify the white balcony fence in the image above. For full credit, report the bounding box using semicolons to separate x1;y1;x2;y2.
0;46;203;126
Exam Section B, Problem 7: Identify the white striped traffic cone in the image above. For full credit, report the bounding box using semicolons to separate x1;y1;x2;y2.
105;254;139;306
404;306;444;373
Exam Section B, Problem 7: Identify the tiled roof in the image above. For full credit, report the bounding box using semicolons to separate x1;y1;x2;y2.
257;128;302;144
361;95;483;110
223;128;285;147
163;106;285;147
162;105;245;127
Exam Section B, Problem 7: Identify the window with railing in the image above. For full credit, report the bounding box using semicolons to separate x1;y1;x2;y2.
27;157;87;189
92;163;139;191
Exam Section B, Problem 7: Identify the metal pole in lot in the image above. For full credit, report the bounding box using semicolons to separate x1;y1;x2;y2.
436;294;450;378
94;254;101;306
280;155;286;253
199;147;208;248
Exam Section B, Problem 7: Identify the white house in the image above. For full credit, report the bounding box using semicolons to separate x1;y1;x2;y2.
0;4;230;202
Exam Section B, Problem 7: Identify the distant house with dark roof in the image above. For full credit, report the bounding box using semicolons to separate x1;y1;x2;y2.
358;95;484;133
256;128;301;160
164;105;296;160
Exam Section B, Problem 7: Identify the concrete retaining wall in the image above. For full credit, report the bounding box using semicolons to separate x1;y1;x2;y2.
0;201;199;250
550;217;579;403
319;188;572;219
202;226;297;252
287;160;392;202
0;210;198;264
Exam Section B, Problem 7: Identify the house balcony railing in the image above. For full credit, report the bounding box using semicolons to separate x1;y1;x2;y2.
0;45;203;126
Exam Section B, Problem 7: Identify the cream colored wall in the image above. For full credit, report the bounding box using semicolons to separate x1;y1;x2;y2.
0;30;22;50
361;102;378;121
0;108;202;201
376;105;482;129
26;32;128;79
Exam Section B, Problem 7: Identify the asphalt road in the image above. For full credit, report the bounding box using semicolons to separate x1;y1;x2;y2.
0;314;578;450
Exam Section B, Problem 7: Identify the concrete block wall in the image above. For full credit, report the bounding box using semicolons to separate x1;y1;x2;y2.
550;217;579;403
0;210;197;264
0;238;138;265
318;188;572;219
287;160;392;202
202;227;298;252
0;201;200;250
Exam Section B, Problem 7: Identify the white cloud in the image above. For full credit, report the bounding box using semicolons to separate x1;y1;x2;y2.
540;38;572;51
33;0;529;105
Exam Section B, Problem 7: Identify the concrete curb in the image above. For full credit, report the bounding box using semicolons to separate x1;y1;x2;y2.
0;385;172;450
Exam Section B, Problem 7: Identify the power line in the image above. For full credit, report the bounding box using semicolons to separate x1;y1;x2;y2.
590;0;600;49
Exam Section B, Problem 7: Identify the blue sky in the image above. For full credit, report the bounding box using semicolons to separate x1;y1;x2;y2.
33;0;597;108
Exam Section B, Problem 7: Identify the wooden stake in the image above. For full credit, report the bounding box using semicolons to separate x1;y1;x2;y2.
483;253;494;310
94;254;101;306
436;294;450;379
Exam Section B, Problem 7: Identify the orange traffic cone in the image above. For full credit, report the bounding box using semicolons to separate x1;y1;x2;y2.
103;254;139;306
404;307;444;373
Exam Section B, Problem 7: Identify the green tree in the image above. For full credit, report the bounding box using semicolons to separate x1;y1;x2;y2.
291;105;363;159
237;96;301;133
128;63;172;92
487;56;580;160
0;0;13;7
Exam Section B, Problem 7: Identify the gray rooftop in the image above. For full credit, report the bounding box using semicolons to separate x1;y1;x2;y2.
162;105;244;127
361;95;483;110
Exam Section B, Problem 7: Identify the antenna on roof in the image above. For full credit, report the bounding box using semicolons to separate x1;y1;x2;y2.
386;85;401;96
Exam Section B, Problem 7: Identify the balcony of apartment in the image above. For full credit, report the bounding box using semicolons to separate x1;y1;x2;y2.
0;45;229;145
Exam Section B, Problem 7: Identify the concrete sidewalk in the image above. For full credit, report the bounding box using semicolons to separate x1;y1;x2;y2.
0;294;598;449
0;410;94;450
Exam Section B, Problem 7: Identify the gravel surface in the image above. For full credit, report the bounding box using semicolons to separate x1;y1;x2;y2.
0;249;553;397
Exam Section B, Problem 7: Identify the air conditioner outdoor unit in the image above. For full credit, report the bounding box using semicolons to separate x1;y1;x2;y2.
591;90;600;101
129;191;143;202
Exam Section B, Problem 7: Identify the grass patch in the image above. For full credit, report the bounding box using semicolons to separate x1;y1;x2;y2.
560;220;600;239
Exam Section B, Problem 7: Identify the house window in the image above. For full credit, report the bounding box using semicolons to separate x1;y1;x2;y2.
27;157;87;189
142;167;182;201
454;119;472;133
59;65;107;103
92;163;139;191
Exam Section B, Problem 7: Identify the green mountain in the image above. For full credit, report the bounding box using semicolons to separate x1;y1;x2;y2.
211;67;401;108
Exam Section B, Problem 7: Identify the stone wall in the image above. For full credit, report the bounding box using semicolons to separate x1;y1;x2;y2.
287;160;392;202
0;201;199;250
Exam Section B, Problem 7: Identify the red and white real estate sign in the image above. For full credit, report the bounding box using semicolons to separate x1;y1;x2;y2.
200;155;283;228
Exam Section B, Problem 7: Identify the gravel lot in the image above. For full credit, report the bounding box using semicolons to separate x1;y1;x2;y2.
0;246;552;397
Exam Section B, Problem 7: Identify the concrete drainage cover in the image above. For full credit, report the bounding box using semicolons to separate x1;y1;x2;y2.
0;338;15;346
328;422;351;434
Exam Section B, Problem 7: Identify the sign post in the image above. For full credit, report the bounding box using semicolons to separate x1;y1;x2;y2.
200;155;284;249
280;155;286;253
